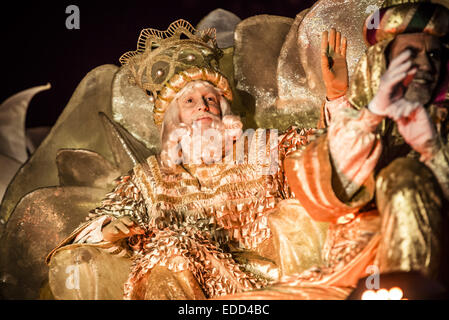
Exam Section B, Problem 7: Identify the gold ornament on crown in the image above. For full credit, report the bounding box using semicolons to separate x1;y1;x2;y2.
120;19;233;127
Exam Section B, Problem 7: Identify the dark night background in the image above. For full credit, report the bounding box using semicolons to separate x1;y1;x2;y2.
1;0;316;129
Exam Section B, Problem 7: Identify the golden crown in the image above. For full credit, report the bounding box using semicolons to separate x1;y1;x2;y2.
120;19;232;127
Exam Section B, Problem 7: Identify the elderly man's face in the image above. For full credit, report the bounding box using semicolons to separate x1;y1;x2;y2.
389;33;443;105
177;82;222;129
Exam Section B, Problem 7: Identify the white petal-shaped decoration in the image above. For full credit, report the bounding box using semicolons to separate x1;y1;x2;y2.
0;84;51;163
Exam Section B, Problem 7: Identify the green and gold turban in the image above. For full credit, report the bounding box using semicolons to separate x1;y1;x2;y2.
364;0;449;46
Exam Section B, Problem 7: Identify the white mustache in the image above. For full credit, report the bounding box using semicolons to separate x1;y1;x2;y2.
412;72;434;82
193;112;221;122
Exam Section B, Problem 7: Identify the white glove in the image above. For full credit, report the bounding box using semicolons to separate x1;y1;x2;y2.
387;98;421;121
368;50;418;119
396;105;439;162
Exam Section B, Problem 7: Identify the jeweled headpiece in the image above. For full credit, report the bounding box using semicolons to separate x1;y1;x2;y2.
120;19;233;127
363;0;449;46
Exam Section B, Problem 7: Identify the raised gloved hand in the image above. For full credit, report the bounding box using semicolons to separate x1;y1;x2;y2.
396;105;439;162
321;28;348;101
368;50;418;118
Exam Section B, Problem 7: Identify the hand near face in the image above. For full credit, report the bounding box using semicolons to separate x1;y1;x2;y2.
368;48;439;161
368;50;418;118
321;28;348;100
102;216;146;243
387;33;442;105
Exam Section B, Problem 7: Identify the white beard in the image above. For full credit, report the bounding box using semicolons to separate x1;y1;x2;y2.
160;115;243;168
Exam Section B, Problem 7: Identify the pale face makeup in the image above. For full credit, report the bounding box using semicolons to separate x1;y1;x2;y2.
176;81;223;130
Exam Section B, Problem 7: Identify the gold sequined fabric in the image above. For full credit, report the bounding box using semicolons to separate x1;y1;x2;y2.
92;175;148;226
122;129;316;298
123;224;268;299
426;137;449;198
375;158;445;279
47;128;325;299
347;39;390;112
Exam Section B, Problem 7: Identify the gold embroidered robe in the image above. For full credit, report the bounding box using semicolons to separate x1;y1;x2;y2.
46;128;329;300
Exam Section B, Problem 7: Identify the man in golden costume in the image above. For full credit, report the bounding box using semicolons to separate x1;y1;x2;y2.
4;0;446;300
223;0;449;300
1;1;389;300
45;20;332;300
